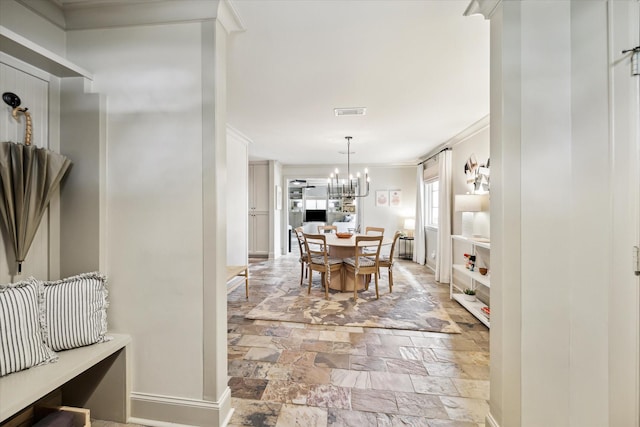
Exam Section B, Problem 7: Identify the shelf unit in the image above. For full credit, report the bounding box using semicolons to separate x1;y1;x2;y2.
450;235;490;328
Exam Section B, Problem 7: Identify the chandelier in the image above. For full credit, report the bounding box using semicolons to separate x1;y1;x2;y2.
327;136;370;200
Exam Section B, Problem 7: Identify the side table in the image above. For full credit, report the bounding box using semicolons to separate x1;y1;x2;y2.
399;236;414;259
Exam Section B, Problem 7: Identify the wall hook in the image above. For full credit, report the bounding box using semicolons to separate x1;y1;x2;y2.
2;92;21;108
621;46;640;76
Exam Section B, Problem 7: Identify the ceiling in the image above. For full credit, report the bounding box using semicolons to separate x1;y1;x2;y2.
51;0;490;167
227;0;490;167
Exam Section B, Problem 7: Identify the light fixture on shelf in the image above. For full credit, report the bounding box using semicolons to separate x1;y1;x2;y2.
327;136;370;200
455;194;484;237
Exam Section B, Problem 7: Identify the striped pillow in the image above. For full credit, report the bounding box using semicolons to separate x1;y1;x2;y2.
41;272;110;351
0;279;57;376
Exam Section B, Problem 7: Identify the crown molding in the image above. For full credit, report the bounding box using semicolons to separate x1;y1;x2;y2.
464;0;501;19
418;114;490;163
226;124;253;146
217;0;245;33
16;0;67;29
58;0;242;31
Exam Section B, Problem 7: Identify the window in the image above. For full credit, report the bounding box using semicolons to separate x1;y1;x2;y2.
426;180;439;228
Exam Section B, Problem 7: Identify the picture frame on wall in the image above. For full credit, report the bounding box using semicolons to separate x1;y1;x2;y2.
389;190;402;207
376;190;389;207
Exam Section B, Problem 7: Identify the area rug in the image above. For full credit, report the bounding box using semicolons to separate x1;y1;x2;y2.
244;262;462;334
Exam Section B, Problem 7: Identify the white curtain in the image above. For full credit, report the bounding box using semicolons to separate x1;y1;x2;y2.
413;163;426;265
435;149;452;283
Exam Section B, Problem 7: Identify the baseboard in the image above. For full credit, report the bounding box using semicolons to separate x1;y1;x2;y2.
129;387;232;427
486;412;500;427
226;276;245;295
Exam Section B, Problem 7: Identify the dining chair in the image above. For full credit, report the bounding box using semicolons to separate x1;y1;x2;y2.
303;233;344;299
294;227;309;286
343;235;383;301
378;230;403;293
318;225;337;234
362;226;384;254
364;226;385;236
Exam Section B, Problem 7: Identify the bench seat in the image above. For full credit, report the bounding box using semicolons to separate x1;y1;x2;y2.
1;333;131;423
226;265;249;298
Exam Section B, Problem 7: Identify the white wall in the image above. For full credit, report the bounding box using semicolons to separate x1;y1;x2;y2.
360;166;416;236
482;1;639;426
226;127;248;265
451;126;490;238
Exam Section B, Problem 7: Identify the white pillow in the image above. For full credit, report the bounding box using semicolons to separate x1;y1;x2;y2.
41;272;110;351
0;279;57;376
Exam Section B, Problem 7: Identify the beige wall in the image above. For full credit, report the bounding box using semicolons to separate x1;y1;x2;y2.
0;1;236;424
67;22;207;400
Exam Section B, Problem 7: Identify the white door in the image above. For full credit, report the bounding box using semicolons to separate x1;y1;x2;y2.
610;1;640;424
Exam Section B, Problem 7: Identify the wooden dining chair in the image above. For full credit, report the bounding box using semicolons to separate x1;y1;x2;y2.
364;226;385;235
294;226;309;286
378;230;402;293
318;225;337;234
362;226;385;254
343;235;383;301
303;233;344;299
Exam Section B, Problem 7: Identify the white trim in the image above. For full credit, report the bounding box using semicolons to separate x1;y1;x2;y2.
486;412;500;427
130;388;232;427
0;52;51;81
464;0;501;19
0;26;92;78
217;0;246;33
418;114;490;163
226;124;253;146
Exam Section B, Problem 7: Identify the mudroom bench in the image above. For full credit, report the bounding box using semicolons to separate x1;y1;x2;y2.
0;334;131;425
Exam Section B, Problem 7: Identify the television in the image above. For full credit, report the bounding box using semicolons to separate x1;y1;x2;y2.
305;209;327;222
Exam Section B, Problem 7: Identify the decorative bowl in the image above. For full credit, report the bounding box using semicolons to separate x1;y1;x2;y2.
336;232;353;239
479;267;488;275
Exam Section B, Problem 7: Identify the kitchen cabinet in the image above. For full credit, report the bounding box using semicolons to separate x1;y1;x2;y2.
249;163;269;256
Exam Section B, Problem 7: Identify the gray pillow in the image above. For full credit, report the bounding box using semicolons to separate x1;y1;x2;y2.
0;279;57;376
40;272;110;351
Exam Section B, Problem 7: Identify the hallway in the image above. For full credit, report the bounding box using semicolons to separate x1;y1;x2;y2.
227;253;489;426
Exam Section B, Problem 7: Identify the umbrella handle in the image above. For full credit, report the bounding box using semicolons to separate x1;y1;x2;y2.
12;107;32;146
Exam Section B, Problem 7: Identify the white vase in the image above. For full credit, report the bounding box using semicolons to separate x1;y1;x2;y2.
462;294;476;302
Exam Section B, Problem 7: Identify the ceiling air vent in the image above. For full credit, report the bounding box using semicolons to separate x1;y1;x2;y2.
334;107;366;117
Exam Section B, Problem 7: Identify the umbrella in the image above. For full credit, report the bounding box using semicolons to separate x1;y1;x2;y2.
0;93;71;273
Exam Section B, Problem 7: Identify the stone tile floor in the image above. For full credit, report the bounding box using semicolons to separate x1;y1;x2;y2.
93;247;489;427
226;251;489;427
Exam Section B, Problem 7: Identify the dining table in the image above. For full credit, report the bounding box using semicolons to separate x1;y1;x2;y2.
323;233;393;292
